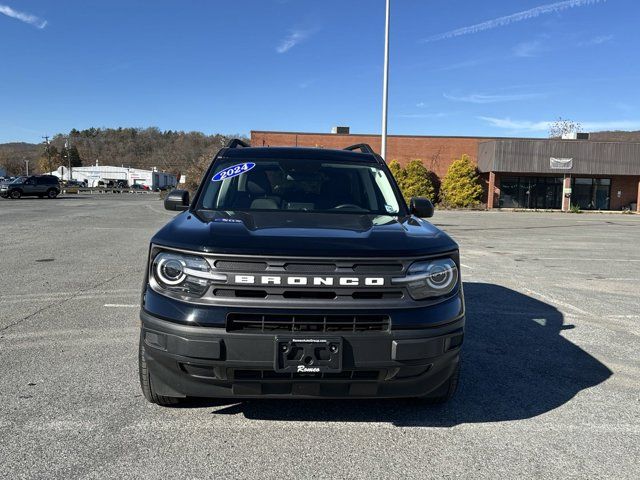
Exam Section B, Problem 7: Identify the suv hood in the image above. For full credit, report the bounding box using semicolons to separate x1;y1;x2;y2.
151;210;457;257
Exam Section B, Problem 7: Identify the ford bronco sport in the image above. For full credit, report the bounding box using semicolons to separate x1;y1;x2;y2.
139;140;464;405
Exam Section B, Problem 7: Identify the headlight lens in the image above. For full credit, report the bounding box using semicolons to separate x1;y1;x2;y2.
396;258;458;300
152;252;211;297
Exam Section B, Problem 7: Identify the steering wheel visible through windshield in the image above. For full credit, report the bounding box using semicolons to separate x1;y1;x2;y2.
198;158;403;215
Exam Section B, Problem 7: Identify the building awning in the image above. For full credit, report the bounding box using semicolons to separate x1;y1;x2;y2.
478;139;640;176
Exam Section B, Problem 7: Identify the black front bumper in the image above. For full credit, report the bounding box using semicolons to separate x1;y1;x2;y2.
141;309;464;399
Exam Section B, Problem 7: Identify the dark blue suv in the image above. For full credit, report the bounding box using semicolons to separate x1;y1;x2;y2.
139;140;464;405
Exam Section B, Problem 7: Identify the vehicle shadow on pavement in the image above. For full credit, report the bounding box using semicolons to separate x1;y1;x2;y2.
198;282;613;426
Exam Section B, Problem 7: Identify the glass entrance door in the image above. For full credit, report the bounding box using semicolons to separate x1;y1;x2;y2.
571;178;611;210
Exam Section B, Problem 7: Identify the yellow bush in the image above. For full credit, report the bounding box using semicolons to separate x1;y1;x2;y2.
440;154;483;208
388;159;436;203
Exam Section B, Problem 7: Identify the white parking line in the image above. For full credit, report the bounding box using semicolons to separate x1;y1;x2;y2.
104;304;138;308
520;287;592;317
537;257;640;262
146;204;178;216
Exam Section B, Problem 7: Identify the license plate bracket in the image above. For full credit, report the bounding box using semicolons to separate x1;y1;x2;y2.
274;337;342;373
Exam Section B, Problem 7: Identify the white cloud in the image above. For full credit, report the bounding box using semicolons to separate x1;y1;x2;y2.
478;116;640;132
0;4;47;29
513;40;543;57
437;58;486;71
445;93;545;104
478;117;552;131
416;102;427;108
397;112;449;119
421;0;605;43
578;34;614;46
276;29;313;53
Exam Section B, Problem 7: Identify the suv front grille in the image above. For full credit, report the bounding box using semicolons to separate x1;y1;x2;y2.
227;313;391;333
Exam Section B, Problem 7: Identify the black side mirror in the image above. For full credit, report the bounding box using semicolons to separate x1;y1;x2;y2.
164;189;190;211
410;197;434;218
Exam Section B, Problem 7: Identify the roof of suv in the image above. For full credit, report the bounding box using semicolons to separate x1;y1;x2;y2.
221;146;379;162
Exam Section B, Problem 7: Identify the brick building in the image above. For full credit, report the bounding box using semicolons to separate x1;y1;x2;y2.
251;130;640;212
251;130;487;179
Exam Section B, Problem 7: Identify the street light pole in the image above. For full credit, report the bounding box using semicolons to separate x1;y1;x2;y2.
65;138;72;181
380;0;391;160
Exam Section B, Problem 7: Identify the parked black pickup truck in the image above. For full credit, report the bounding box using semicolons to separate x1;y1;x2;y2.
139;140;464;405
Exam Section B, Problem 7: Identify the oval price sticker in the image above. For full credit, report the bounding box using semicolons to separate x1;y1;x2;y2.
212;162;255;182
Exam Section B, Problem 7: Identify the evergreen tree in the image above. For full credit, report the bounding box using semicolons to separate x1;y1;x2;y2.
388;160;407;186
67;146;83;167
401;159;436;203
440;154;483;208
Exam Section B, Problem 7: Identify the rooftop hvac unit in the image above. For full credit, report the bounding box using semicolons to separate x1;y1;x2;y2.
332;126;350;134
561;132;589;140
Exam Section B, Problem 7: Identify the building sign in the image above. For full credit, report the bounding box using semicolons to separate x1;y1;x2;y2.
550;157;573;169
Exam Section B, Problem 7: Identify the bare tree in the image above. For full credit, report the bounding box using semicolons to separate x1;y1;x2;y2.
548;117;582;138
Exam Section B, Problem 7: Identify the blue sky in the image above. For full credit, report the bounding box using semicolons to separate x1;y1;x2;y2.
1;0;638;143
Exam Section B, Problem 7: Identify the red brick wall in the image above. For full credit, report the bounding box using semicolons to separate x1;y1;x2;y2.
610;175;640;210
251;131;491;179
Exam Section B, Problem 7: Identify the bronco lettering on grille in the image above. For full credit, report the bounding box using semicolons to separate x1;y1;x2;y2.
233;275;385;287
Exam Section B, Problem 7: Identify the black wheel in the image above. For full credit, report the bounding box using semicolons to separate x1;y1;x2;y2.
138;336;181;406
47;188;59;199
9;190;21;199
418;361;460;404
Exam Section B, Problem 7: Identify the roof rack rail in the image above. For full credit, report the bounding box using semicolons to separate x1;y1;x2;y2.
226;139;250;149
344;143;375;154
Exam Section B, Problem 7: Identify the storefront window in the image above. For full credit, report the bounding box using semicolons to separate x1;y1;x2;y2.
499;176;562;209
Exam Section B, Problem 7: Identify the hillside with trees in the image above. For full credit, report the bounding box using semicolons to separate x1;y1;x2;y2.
0;128;243;177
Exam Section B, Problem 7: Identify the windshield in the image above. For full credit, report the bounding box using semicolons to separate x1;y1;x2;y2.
198;158;403;215
10;177;26;184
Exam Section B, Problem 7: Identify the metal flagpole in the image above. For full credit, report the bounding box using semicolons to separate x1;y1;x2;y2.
380;0;391;160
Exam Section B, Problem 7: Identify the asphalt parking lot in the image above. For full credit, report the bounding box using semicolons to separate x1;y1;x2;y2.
1;195;638;479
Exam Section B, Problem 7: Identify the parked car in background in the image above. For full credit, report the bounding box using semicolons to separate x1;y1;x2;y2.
62;180;84;188
0;175;61;199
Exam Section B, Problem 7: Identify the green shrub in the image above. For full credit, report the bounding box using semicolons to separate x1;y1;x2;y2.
388;159;436;203
569;204;582;214
440;154;483;208
388;160;407;186
403;159;436;202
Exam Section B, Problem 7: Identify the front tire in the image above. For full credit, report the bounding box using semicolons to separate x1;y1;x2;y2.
9;190;21;199
138;336;181;406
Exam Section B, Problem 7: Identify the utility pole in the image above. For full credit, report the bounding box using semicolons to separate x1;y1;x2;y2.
25;159;29;175
65;138;72;181
43;135;52;173
380;0;391;160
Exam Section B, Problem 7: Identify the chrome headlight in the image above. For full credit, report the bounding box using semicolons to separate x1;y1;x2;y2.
152;252;213;297
393;258;458;300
